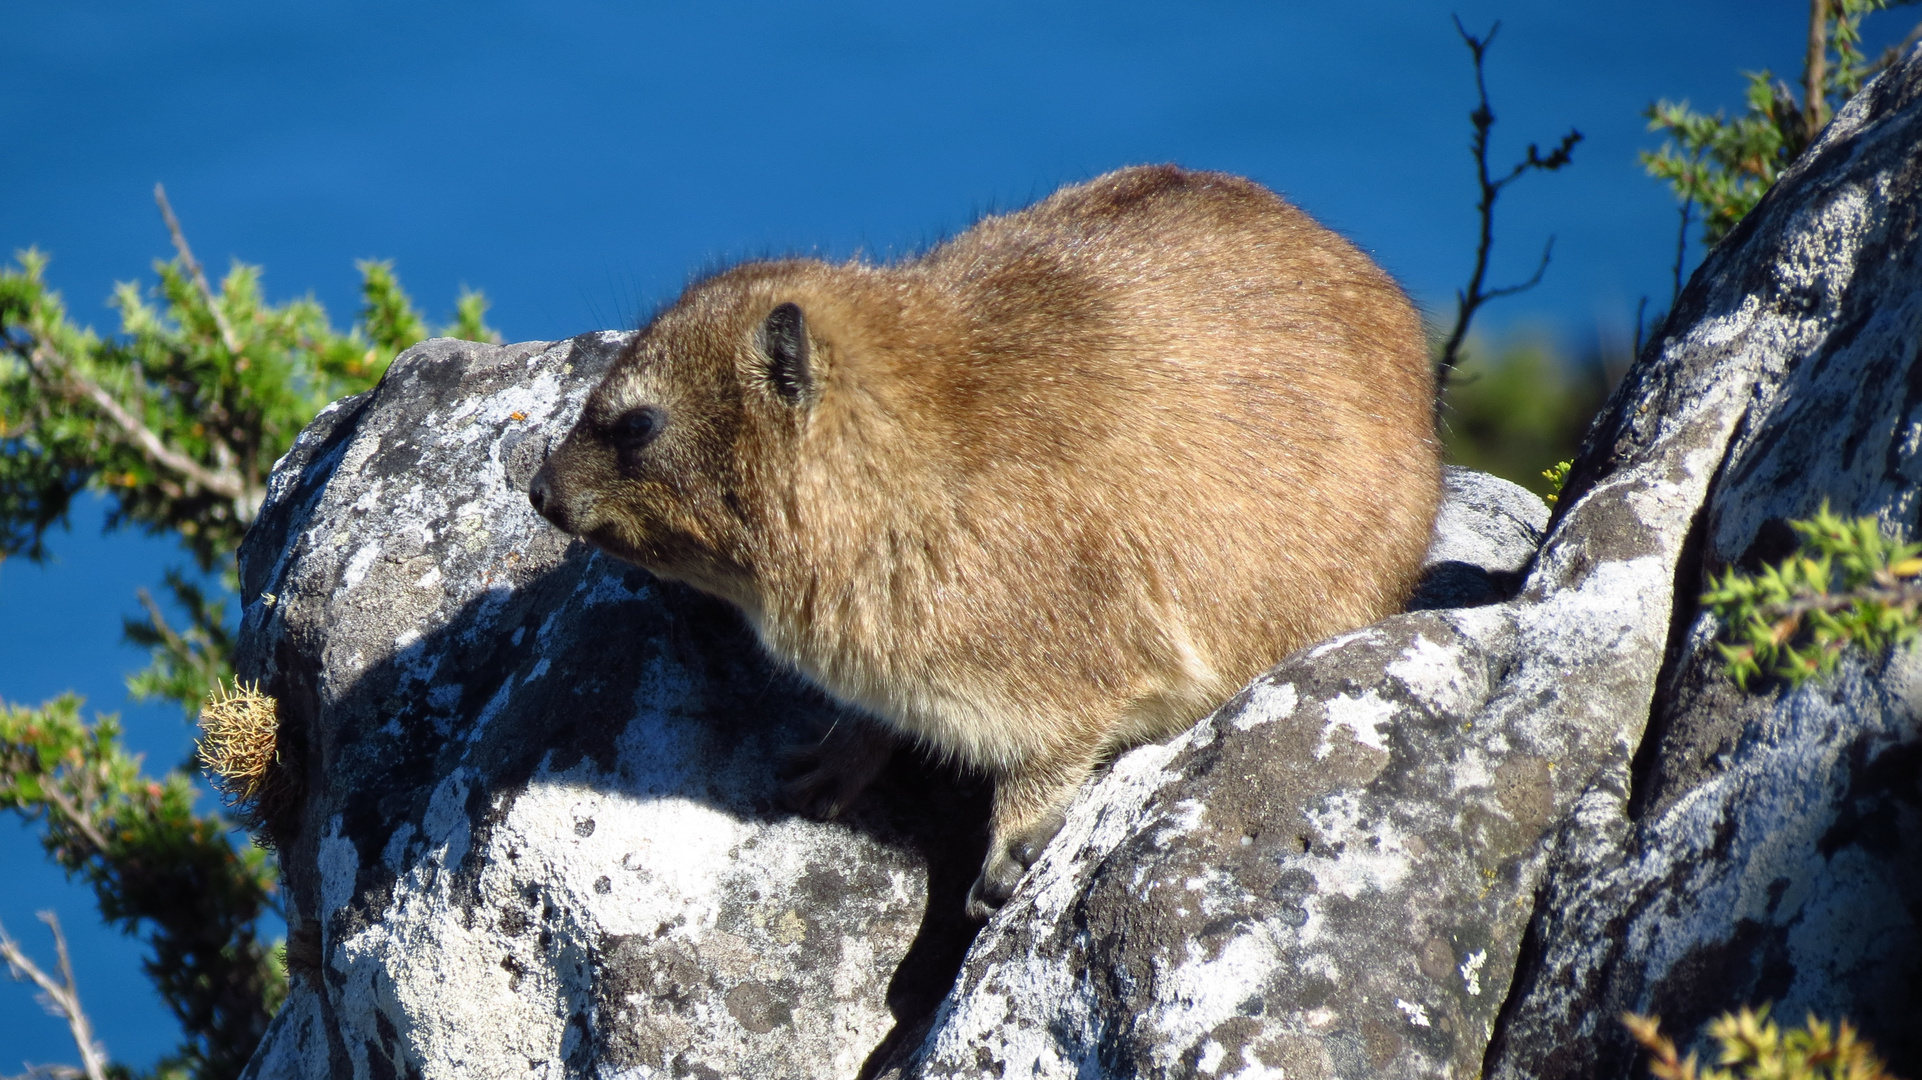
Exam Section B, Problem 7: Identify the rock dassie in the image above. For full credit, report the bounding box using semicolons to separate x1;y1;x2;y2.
529;165;1441;917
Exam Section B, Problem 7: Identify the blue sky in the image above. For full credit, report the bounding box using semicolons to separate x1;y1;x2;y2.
4;0;1918;1070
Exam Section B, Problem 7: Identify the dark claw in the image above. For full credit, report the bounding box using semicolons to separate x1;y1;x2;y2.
963;810;1067;920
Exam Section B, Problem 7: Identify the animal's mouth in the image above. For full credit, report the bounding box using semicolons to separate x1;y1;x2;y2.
579;523;647;563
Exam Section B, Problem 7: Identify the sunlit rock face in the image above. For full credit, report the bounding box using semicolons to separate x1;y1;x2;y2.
230;319;1544;1080
1484;46;1922;1080
235;331;987;1080
893;45;1922;1079
238;44;1922;1080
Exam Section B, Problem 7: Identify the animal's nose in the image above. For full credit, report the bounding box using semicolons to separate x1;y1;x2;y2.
527;467;552;518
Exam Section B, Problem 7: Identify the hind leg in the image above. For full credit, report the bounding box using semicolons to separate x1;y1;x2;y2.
964;752;1099;920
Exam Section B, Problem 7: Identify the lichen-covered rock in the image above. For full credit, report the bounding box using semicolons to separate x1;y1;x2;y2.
230;337;1546;1079
877;302;1701;1078
1484;46;1922;1078
883;44;1922;1080
236;44;1921;1079
234;333;986;1080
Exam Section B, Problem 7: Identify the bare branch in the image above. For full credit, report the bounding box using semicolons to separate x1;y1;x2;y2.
1756;575;1922;625
136;586;189;654
40;917;107;1080
0;914;110;1080
1871;18;1922;75
1436;19;1582;401
1;1065;84;1080
153;183;242;358
1481;236;1555;301
1671;194;1695;308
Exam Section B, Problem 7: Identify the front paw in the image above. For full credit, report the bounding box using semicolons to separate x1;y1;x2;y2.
777;722;892;820
963;810;1066;920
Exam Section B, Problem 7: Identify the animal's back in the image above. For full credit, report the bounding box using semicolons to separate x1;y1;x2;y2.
532;164;1441;917
772;166;1438;762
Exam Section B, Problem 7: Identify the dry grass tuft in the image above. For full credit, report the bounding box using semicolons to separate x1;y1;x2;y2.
197;679;290;827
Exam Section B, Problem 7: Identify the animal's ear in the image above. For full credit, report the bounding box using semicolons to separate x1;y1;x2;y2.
760;302;813;405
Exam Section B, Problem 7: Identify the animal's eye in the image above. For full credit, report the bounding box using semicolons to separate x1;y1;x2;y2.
609;406;665;451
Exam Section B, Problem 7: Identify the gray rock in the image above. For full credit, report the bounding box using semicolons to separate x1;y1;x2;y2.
1409;466;1549;610
233;325;1543;1079
1484;44;1922;1078
236;42;1922;1078
886;43;1922;1080
236;334;987;1080
880;320;1690;1078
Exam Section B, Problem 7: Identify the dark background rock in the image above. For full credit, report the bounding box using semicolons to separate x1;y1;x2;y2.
1408;467;1548;610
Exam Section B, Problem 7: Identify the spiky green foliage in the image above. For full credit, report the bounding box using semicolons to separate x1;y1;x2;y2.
1;246;498;575
1624;1006;1902;1080
0;695;283;1080
1541;459;1573;507
1642;0;1916;248
1701;503;1922;689
1;212;500;1078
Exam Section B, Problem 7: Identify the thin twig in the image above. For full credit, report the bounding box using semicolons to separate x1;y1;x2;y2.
0;914;110;1080
1755;576;1922;625
136;587;189;655
1870;18;1922;74
1671;194;1694;308
1435;17;1583;404
41;917;107;1080
153;183;242;357
1479;236;1554;301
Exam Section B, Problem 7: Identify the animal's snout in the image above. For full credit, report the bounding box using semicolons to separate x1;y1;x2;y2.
528;463;568;532
527;466;550;515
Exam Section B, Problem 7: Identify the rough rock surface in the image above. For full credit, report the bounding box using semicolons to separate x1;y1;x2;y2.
237;44;1922;1079
235;333;990;1080
885;45;1922;1079
1484;45;1922;1078
231;326;1544;1079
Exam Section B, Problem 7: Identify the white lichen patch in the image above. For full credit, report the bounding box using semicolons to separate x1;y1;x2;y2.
317;817;361;923
1386;635;1474;712
1459;948;1488;995
1154;930;1282;1050
1306;628;1379;660
1232;679;1298;730
1021;728;1192;921
1298;794;1417;901
1317;690;1395;759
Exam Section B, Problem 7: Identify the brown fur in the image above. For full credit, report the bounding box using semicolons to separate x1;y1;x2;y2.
531;165;1441;917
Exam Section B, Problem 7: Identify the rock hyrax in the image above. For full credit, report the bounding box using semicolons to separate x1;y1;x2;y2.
530;165;1441;918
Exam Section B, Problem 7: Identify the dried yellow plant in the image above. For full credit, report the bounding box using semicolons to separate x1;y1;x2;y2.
196;678;286;823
